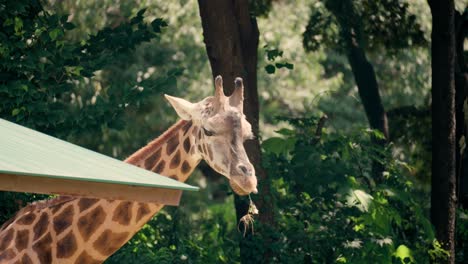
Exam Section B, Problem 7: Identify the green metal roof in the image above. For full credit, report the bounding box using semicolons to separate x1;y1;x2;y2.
0;118;198;204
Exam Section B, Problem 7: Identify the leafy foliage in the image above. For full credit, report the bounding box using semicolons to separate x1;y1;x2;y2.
263;46;294;74
249;0;273;17
261;116;438;263
303;0;426;53
0;0;173;221
0;0;168;138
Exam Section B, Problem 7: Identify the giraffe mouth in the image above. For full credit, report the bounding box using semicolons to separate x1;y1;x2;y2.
229;178;258;196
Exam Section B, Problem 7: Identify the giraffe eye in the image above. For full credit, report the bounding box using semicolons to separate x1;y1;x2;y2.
203;127;215;136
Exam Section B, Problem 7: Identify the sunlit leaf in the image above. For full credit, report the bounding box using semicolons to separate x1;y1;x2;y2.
393;244;414;263
346;189;373;212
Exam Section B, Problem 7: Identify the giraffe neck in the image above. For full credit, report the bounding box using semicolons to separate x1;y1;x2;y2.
125;119;202;182
0;120;202;263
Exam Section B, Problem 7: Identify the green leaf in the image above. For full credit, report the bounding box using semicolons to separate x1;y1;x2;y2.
262;137;285;156
49;28;61;41
275;128;294;136
460;135;466;155
60;15;69;24
274;62;294;70
262;136;296;156
12;108;21;116
265;48;283;61
14;17;23;34
275;62;285;68
19;85;28;92
136;8;147;18
284;62;294;69
167;67;184;77
336;256;347;263
393;245;414;263
346;189;373;212
265;64;275;74
151;18;168;33
63;22;76;30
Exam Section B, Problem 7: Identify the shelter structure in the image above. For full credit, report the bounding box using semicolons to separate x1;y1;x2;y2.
0;118;198;205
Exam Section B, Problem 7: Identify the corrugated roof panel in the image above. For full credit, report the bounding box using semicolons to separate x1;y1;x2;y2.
0;118;198;203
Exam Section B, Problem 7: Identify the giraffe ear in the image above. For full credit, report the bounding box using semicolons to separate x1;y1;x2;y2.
165;94;194;120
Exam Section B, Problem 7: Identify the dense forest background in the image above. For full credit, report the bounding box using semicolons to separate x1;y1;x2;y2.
0;0;467;263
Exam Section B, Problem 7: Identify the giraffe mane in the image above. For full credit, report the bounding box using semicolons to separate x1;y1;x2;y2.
125;119;191;164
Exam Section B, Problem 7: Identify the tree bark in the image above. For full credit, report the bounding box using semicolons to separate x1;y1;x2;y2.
198;1;275;262
346;46;389;140
455;10;468;209
428;0;457;262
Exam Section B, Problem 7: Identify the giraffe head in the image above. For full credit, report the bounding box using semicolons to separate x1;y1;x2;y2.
165;76;258;195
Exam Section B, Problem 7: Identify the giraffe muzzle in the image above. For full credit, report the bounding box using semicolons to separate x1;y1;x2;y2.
237;164;253;176
229;163;258;195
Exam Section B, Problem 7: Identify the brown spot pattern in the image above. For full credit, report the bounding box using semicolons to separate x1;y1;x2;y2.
144;148;161;168
166;135;179;155
75;251;100;264
182;120;192;136
198;145;203;154
78;205;106;242
202;144;208;156
0;228;14;251
51;203;66;214
170;150;181;169
207;145;214;161
16;213;36;225
169;175;179;180
152;160;166;173
112;202;133;225
183;137;191;153
181;161;191;174
15;229;29;252
57;232;78;258
21;254;33;264
33;212;49;240
93;229;129;256
192;126;199;137
136;203;151;222
78;198;99;212
0;249;15;262
32;233;52;263
53;204;74;236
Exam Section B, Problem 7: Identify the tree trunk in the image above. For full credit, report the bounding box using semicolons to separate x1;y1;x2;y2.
428;0;457;262
455;10;468;209
197;1;275;262
326;0;389;181
346;46;389;140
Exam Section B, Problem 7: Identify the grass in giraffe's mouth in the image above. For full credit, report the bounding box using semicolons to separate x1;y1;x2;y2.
238;195;259;237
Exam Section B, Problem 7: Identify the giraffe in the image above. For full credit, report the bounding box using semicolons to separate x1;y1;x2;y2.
0;76;258;263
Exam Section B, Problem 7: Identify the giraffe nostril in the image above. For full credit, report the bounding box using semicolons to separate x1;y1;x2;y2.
238;165;250;175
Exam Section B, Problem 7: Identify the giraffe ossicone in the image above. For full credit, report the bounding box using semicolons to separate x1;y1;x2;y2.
0;75;257;263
